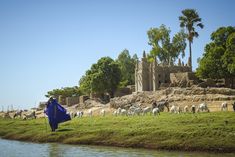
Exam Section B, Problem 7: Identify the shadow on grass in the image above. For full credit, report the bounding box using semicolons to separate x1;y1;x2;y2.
57;128;73;132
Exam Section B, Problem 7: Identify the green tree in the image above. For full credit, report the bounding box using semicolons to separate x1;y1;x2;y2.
116;49;137;87
196;44;226;79
147;24;187;64
222;32;235;78
79;57;121;97
196;26;235;87
45;86;83;98
79;72;92;94
179;9;204;68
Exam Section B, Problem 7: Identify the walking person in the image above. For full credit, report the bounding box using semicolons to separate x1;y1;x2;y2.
44;97;71;132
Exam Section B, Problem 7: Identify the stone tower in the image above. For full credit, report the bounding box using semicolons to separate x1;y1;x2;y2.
135;51;150;91
135;52;192;92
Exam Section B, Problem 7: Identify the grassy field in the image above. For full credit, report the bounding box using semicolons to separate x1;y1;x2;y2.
0;112;235;152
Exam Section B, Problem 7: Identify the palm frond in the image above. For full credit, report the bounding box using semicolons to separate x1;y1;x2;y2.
197;23;204;29
192;17;201;23
194;31;199;38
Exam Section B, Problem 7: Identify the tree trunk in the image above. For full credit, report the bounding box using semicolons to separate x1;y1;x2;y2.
168;56;171;66
189;41;192;69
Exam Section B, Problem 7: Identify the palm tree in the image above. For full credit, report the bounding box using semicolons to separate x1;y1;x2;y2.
179;9;204;69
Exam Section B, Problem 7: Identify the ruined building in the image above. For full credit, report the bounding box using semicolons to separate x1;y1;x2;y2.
135;51;192;91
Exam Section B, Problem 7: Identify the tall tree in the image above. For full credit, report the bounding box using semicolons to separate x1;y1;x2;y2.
179;9;204;68
223;32;235;75
147;24;187;64
116;49;137;87
79;57;121;97
196;26;235;87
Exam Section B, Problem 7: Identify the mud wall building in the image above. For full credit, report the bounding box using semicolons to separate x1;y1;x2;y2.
135;51;192;92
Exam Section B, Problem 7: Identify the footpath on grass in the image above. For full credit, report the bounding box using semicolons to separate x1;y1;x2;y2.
0;112;235;153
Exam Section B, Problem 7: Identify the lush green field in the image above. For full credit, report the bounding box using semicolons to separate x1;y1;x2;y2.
0;112;235;152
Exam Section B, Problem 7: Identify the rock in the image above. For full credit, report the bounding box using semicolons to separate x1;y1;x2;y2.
109;86;235;109
198;79;216;88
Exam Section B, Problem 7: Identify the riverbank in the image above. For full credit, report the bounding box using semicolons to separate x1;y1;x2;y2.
0;112;235;153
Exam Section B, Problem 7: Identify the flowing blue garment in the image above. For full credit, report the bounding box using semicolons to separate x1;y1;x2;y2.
45;99;71;131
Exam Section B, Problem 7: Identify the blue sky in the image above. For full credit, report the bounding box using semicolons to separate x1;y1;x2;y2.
0;0;235;110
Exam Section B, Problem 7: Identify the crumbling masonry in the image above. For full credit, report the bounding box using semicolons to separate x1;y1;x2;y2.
135;51;192;91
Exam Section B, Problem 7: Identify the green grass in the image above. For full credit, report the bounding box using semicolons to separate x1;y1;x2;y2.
0;112;235;152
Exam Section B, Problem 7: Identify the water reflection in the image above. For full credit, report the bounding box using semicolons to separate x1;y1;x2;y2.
49;143;61;157
0;138;234;157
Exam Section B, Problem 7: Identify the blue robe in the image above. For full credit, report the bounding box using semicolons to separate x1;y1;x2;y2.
45;99;71;131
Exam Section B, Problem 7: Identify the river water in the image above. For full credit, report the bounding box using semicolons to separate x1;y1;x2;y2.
0;139;234;157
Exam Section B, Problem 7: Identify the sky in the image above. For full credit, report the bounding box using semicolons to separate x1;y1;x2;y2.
0;0;235;110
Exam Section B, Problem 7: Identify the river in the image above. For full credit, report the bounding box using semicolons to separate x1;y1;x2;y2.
0;139;234;157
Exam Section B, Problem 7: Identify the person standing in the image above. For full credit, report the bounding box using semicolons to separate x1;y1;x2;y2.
44;97;71;132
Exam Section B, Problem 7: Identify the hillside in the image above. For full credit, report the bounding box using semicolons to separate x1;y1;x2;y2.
110;86;235;111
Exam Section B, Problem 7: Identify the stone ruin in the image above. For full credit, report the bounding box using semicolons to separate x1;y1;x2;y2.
135;51;193;91
170;72;199;88
135;51;235;90
66;97;80;106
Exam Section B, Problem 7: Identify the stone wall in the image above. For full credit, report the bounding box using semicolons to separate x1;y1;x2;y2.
114;88;132;97
225;78;235;89
90;93;103;99
170;72;199;87
135;51;192;92
66;96;79;106
110;87;235;110
154;65;191;89
126;85;135;93
58;95;66;105
79;95;89;104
